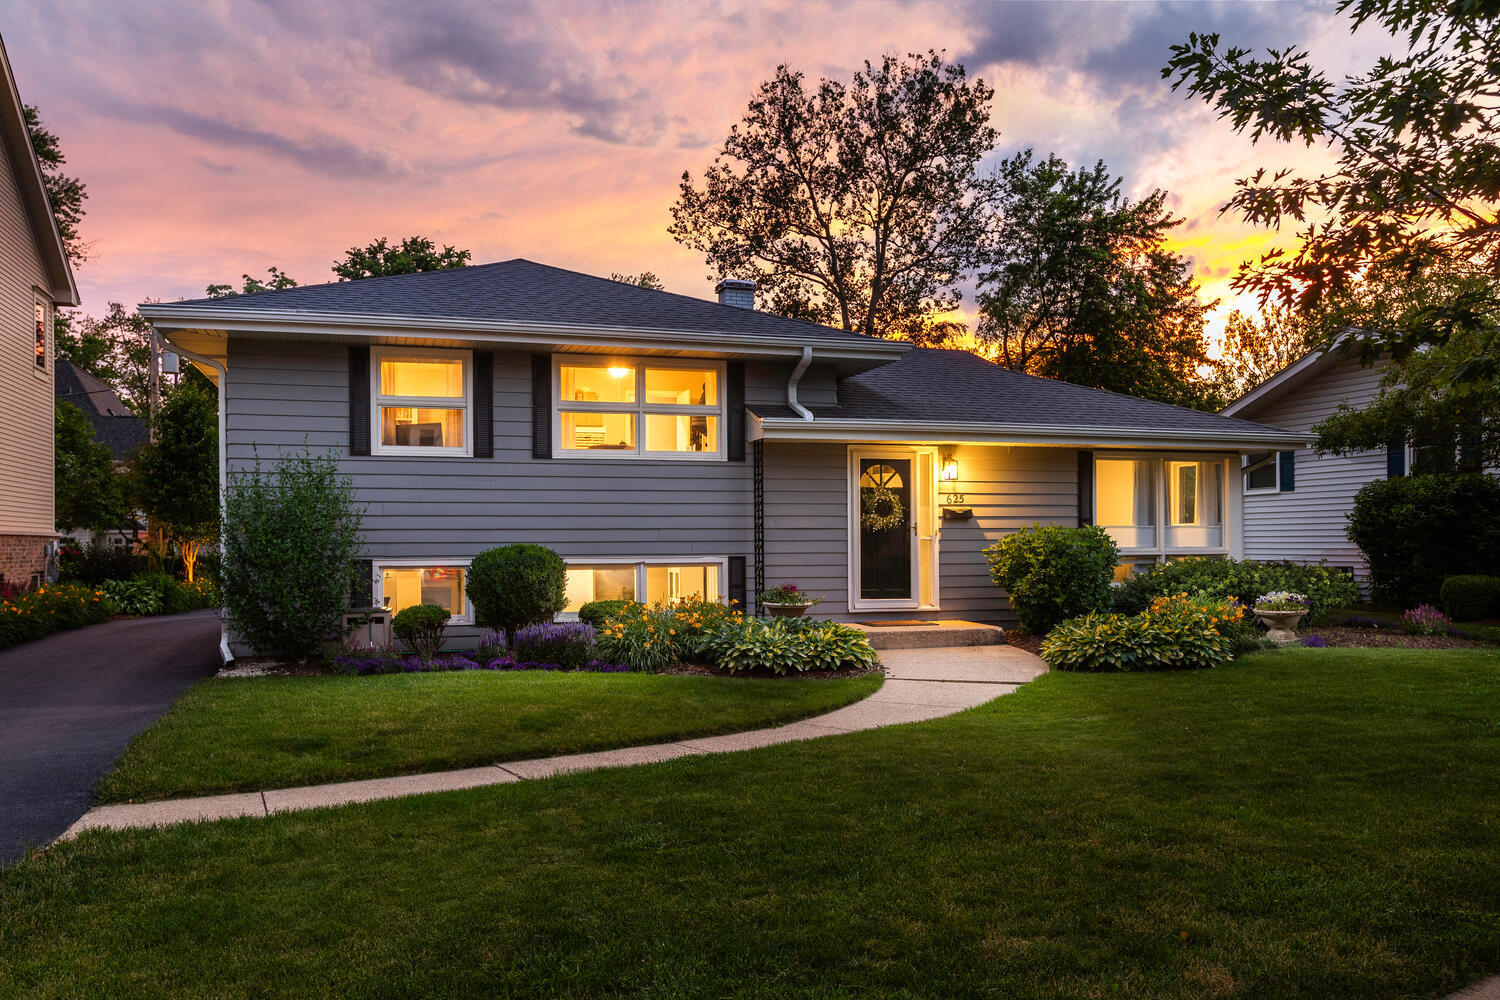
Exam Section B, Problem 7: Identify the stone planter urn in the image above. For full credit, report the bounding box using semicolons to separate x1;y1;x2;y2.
762;602;813;618
1255;608;1307;644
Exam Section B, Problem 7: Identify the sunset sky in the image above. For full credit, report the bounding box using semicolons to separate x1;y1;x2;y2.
6;1;1393;345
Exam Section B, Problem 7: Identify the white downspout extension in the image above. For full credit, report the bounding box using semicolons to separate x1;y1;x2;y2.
161;338;233;665
787;346;815;421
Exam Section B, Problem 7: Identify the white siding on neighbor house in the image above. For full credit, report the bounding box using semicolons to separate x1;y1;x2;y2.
0;126;54;538
1240;356;1387;585
763;442;1077;625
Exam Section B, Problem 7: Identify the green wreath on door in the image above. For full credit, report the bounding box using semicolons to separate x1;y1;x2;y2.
861;484;906;532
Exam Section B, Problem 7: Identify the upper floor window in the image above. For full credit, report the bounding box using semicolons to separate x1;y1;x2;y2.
372;347;471;456
1242;452;1278;492
554;358;723;459
34;301;47;370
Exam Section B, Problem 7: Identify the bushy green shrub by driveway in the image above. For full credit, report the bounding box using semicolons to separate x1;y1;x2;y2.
1041;593;1244;672
1347;473;1500;605
221;450;365;663
392;604;451;663
1114;557;1358;622
1439;575;1500;621
465;544;567;635
983;525;1119;634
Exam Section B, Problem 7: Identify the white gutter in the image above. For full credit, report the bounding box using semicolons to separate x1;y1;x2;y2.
754;416;1313;450
787;346;815;421
162;338;233;666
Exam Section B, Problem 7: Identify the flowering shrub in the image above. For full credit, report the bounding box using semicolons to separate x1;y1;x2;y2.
759;583;819;607
1041;592;1244;672
594;606;679;672
0;583;114;652
1115;558;1357;622
578;600;643;629
659;596;743;659
1400;604;1451;635
477;629;506;661
697;616;879;675
1254;591;1310;612
511;621;596;670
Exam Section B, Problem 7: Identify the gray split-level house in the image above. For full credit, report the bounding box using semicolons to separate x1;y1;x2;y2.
140;259;1309;659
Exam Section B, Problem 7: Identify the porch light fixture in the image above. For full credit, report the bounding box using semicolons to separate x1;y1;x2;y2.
939;450;959;482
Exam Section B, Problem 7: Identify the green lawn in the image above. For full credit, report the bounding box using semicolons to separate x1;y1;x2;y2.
7;648;1498;999
97;670;882;802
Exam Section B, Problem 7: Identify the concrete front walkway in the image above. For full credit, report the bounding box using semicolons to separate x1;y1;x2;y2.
61;643;1046;839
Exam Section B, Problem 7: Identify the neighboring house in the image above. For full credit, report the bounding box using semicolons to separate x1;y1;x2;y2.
140;259;1306;658
54;358;149;549
0;36;80;588
1221;346;1394;589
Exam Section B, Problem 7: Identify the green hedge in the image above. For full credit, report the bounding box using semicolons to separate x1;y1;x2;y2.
1348;473;1500;605
1114;558;1358;622
0;583;115;651
983;525;1119;633
1439;575;1500;622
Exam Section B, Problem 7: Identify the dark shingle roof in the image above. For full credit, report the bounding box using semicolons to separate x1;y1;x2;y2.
754;347;1291;435
169;258;878;344
54;360;148;459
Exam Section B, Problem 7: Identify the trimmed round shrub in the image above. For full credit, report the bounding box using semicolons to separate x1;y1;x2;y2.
578;599;642;629
465;544;568;634
392;603;451;662
1439;574;1500;622
983;525;1119;634
1347;473;1500;606
1114;558;1358;623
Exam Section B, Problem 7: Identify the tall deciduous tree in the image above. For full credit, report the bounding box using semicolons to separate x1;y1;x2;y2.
206;267;299;298
611;272;666;290
976;151;1220;408
135;382;218;582
333;236;470;281
1218;305;1316;397
54;400;128;534
670;51;997;344
23;105;88;264
54;303;153;414
1165;0;1499;383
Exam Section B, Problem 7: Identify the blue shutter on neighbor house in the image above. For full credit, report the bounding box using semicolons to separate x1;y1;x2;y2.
1076;451;1094;526
1278;451;1296;492
1386;442;1406;478
348;346;371;456
726;361;746;462
473;351;493;459
531;354;551;459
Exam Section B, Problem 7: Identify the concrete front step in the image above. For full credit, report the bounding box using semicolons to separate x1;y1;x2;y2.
850;619;1007;650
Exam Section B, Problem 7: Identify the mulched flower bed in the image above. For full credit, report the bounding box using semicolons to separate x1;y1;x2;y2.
1004;631;1044;657
1299;626;1484;649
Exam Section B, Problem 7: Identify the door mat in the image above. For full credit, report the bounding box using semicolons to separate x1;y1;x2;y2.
856;620;940;627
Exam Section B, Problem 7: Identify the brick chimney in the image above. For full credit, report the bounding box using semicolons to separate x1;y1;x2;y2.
715;278;756;310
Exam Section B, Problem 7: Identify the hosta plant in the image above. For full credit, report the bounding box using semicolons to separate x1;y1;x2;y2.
1042;593;1242;672
698;617;879;675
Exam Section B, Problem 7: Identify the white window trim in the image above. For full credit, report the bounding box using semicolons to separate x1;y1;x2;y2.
551;356;726;461
1241;451;1280;494
1094;453;1233;560
370;346;473;457
33;296;49;379
372;558;474;625
557;556;730;618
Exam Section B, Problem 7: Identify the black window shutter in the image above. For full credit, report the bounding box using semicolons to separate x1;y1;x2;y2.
1278;450;1296;491
1386;442;1406;478
531;354;552;459
728;556;747;611
726;361;746;462
473;351;494;458
350;559;373;607
349;345;370;456
1076;450;1094;526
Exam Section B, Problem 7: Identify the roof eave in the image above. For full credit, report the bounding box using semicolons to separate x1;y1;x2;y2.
141;303;912;365
753;416;1313;450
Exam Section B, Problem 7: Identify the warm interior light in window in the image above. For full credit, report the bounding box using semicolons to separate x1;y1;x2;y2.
607;366;631;379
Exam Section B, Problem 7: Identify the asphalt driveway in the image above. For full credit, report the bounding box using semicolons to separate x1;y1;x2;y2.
0;610;221;865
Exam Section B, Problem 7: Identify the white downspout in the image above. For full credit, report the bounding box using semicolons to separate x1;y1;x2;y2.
787;346;815;421
162;338;233;666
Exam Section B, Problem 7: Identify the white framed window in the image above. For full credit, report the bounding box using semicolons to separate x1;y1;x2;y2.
1095;454;1229;560
374;560;472;624
560;557;726;615
1242;452;1278;493
33;298;48;375
371;347;472;456
553;357;724;459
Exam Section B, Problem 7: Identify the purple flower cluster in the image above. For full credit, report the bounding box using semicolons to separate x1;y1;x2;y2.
1400;603;1451;636
1301;634;1329;648
512;621;596;670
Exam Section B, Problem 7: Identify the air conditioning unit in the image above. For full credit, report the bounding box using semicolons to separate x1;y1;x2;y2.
341;607;391;651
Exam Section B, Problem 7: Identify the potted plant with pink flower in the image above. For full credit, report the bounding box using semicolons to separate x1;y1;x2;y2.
759;583;820;618
1253;591;1310;643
